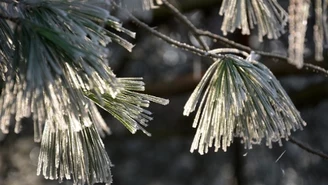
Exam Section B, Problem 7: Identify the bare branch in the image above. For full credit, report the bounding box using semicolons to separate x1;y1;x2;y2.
289;136;328;160
197;30;252;52
161;0;209;50
304;63;328;76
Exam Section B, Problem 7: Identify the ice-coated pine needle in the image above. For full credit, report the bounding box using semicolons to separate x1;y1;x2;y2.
288;0;310;69
219;0;288;41
0;1;169;185
37;122;112;185
0;0;135;140
313;0;328;61
85;77;169;136
184;55;306;154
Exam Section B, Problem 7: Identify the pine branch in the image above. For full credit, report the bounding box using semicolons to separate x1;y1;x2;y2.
0;1;169;184
118;1;328;76
197;30;289;62
184;55;306;153
116;1;328;159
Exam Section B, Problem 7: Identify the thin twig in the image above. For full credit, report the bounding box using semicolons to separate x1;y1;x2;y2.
114;3;221;59
289;136;328;160
197;30;252;52
161;0;209;50
304;63;328;76
197;30;293;62
208;48;249;58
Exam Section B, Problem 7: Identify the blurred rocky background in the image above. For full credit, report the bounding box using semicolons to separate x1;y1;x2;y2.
1;0;328;185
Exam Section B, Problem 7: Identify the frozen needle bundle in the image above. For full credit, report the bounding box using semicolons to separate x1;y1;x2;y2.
184;55;306;154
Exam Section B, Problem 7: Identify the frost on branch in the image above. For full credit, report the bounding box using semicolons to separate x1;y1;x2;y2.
184;55;306;154
219;0;288;42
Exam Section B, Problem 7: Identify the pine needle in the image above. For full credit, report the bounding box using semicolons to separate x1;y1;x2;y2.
184;55;306;154
219;0;288;41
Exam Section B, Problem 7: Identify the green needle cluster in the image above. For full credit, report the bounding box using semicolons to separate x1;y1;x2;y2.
184;55;306;154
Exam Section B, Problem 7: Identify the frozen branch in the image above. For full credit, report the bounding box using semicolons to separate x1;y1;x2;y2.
161;0;209;50
289;136;328;160
114;1;328;160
